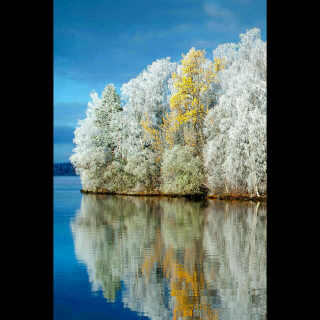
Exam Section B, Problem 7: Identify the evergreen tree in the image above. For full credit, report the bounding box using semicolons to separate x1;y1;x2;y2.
93;84;122;153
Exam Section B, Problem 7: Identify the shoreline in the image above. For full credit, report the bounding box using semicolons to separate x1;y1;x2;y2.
80;189;266;202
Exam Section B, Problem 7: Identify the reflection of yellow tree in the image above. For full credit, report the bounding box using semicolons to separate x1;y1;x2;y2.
166;262;218;320
163;49;220;151
141;199;219;320
142;244;219;320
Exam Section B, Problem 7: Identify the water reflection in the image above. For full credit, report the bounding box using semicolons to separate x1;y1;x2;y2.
71;195;266;320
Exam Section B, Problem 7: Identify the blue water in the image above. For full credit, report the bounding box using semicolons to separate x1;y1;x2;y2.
54;176;267;320
54;176;149;320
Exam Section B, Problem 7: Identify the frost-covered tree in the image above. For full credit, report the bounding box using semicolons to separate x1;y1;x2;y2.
161;145;205;195
96;84;136;193
93;84;122;151
118;58;177;191
70;91;108;191
204;28;266;196
163;48;220;152
70;85;127;192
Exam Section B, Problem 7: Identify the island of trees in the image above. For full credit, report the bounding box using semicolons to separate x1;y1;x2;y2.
70;28;266;199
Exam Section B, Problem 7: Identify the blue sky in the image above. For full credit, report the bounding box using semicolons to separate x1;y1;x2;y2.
54;0;266;162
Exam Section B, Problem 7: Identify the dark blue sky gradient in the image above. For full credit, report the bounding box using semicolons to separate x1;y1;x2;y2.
54;0;266;162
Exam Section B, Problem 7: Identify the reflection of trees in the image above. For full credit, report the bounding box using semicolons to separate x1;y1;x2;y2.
71;195;266;320
203;201;267;320
70;195;125;301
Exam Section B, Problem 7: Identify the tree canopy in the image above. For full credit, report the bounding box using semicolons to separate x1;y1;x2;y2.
70;28;266;197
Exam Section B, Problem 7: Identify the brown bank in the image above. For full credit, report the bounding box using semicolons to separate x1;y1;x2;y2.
80;189;266;202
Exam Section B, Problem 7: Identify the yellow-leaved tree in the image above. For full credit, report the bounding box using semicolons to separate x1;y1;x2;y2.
141;48;224;156
140;48;224;195
163;48;223;153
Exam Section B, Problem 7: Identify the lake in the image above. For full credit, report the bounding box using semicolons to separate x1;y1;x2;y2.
54;176;266;320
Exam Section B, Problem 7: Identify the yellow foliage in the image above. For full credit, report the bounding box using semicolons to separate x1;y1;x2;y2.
163;48;222;150
141;48;225;153
213;57;225;74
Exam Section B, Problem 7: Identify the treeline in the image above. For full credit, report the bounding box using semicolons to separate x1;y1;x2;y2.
70;28;266;197
54;162;76;176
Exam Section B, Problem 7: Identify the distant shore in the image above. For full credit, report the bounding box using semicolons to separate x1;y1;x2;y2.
80;189;266;202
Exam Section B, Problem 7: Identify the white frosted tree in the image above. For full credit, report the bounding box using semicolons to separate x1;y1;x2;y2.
95;84;135;192
70;85;127;192
70;91;108;191
204;28;266;196
161;145;205;195
93;84;122;151
118;58;177;191
121;57;177;132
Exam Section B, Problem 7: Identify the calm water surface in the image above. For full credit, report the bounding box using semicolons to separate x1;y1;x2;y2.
54;176;266;320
